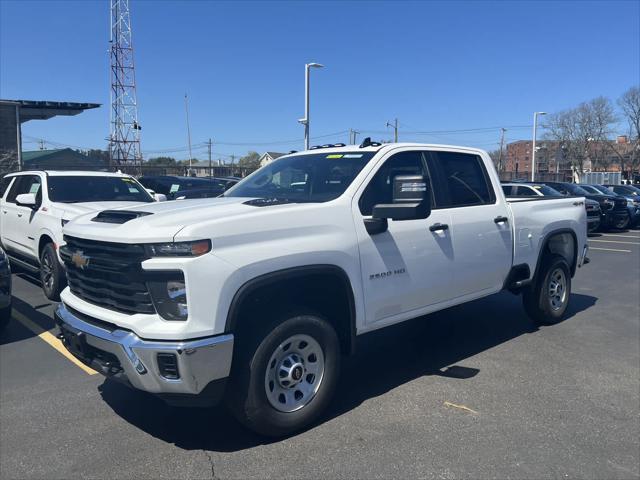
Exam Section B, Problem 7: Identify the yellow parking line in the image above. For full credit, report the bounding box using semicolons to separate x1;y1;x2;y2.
589;247;632;253
12;310;97;375
589;239;640;245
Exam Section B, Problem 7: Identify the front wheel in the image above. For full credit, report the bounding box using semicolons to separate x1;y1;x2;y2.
523;254;571;325
40;243;65;301
227;313;341;437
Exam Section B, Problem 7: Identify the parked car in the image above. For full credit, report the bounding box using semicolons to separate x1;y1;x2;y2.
0;171;155;300
0;246;12;332
501;182;601;232
138;176;228;200
544;181;629;230
57;143;588;437
173;188;223;200
594;184;640;228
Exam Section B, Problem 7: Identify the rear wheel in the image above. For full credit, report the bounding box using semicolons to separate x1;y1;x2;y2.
40;243;65;301
523;254;571;325
227;312;340;437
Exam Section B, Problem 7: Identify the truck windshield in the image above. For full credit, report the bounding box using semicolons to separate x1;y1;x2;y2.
48;176;154;203
532;185;562;196
566;184;590;195
224;151;376;202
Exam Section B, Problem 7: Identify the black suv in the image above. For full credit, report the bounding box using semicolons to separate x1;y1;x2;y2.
544;182;629;230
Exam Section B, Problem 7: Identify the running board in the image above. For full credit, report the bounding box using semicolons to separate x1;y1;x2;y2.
8;255;39;273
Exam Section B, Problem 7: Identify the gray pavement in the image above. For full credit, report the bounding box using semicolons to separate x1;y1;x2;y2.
1;230;639;479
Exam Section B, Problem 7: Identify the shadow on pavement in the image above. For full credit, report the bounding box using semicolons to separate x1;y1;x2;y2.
99;291;597;452
0;296;56;345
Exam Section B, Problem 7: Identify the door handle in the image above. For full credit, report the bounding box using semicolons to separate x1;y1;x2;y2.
429;223;449;232
494;216;508;224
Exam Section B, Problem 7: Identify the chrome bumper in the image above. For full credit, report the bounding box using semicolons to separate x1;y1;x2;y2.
55;303;234;395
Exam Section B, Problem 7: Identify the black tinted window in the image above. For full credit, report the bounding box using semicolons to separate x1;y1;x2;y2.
501;185;513;196
434;152;494;207
6;175;41;203
359;151;428;216
47;176;152;203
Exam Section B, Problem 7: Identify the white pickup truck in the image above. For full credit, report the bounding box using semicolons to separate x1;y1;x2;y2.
55;142;589;436
0;171;156;300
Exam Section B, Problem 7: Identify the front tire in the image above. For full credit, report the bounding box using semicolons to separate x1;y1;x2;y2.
227;313;341;437
40;243;65;301
523;254;571;325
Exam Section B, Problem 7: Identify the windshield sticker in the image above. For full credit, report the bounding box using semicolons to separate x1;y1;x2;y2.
343;154;364;158
29;183;40;194
326;154;343;159
128;187;140;193
169;184;180;193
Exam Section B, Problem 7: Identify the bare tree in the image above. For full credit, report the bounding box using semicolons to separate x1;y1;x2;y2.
617;86;640;173
545;96;617;173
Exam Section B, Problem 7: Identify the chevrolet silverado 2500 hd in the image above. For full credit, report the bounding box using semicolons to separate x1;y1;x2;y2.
55;142;589;436
0;171;155;300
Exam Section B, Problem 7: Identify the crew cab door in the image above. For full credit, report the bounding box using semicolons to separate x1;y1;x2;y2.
353;149;454;327
428;150;512;297
1;174;43;258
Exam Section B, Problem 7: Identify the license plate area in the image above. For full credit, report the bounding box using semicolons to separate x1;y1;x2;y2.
60;324;92;362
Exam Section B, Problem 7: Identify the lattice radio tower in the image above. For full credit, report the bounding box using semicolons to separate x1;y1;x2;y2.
109;0;142;167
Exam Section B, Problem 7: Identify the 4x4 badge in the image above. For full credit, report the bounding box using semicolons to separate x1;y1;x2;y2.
71;250;90;270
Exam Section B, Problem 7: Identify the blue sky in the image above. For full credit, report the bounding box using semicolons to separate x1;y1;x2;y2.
1;0;638;162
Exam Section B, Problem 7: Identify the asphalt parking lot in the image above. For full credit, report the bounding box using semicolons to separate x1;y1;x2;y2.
1;230;639;480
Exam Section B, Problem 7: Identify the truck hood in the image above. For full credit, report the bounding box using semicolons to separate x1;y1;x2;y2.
56;201;152;221
63;197;297;243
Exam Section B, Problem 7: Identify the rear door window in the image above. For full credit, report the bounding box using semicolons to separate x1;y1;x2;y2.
431;151;495;207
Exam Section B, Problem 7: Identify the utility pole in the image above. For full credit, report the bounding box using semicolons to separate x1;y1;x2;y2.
498;128;506;172
207;138;212;177
38;139;45;151
184;94;193;175
349;128;360;145
387;118;398;142
109;0;142;167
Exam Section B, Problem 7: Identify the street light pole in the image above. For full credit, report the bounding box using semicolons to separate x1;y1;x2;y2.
531;111;546;182
299;62;324;150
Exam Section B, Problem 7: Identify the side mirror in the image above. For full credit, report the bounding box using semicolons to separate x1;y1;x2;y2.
364;175;431;235
16;193;37;208
154;193;167;202
373;175;431;221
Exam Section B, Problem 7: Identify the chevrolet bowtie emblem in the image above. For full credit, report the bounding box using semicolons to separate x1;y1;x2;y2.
71;250;90;270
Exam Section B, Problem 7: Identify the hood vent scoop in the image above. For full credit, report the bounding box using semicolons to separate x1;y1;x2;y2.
243;198;292;207
91;210;153;224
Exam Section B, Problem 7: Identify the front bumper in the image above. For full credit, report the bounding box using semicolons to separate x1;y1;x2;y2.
586;215;600;233
55;303;234;397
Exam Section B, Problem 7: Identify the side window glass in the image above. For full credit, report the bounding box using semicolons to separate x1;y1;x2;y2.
0;176;14;198
435;152;495;207
5;176;41;204
359;151;427;216
514;186;533;197
502;185;512;196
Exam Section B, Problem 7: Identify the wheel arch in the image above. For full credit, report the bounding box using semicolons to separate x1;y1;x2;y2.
533;228;578;280
225;264;357;355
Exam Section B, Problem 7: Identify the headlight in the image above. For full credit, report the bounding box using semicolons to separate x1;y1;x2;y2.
148;278;188;320
628;200;635;207
145;240;211;257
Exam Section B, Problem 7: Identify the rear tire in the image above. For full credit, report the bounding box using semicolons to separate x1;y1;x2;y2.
40;243;65;301
226;312;341;437
523;254;571;325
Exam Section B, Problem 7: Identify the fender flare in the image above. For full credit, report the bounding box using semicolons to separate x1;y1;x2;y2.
224;264;357;353
532;228;579;281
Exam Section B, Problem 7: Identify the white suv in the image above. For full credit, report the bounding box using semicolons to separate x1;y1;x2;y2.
0;171;155;299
